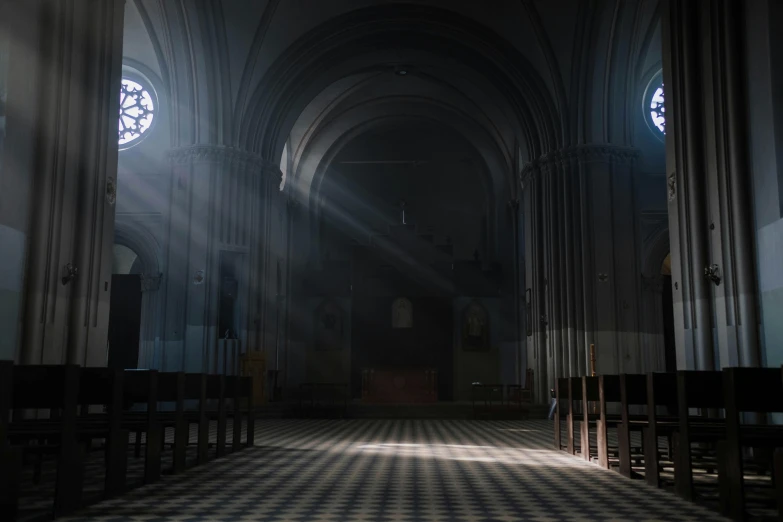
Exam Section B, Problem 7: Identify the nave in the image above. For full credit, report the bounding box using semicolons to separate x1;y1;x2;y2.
58;420;721;522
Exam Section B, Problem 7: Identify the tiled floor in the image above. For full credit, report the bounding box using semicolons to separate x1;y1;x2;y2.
48;419;727;521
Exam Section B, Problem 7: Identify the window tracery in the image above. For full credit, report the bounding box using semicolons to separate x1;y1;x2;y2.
649;83;665;134
118;77;156;149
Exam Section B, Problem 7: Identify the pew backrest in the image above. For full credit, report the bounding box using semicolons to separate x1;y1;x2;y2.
619;374;647;406
123;369;158;408
156;372;185;403
582;376;600;402
555;378;569;402
676;370;724;412
184;373;207;401
78;367;123;407
723;367;783;414
599;375;622;403
568;377;583;401
11;365;80;412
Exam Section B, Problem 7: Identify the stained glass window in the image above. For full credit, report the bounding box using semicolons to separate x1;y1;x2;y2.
649;83;665;134
118;77;155;149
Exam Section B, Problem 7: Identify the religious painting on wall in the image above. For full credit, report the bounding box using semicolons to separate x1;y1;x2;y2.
462;301;489;351
392;297;413;329
315;300;344;351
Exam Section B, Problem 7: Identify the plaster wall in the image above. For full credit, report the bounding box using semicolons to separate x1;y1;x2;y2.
745;0;783;369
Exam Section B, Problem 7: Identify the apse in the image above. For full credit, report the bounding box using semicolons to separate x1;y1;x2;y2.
317;121;491;263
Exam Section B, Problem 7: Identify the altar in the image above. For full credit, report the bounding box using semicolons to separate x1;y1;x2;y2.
361;367;438;403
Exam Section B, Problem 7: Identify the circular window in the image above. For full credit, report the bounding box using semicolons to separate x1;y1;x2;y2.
118;77;156;150
644;73;665;136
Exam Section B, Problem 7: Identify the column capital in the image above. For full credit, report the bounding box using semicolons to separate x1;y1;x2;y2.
140;273;162;293
520;144;639;184
167;145;282;181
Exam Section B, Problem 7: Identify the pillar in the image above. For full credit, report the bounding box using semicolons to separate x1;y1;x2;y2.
662;0;761;370
2;0;125;365
162;145;281;373
522;145;651;399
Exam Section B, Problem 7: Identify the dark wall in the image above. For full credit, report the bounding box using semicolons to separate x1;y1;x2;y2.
351;292;453;400
319;123;492;262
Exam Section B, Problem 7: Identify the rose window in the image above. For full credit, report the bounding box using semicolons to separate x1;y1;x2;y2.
118;78;155;149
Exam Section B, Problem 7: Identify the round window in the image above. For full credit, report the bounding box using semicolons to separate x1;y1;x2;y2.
644;73;665;137
118;76;156;150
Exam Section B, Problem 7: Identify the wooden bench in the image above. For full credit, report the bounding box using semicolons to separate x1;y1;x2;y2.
553;377;585;455
553;377;569;452
122;369;163;485
1;364;128;518
718;367;783;520
132;372;254;472
672;370;726;500
617;373;650;478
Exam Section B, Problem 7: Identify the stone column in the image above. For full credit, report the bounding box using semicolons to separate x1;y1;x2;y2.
2;0;125;365
522;145;648;397
662;0;761;369
162;145;281;373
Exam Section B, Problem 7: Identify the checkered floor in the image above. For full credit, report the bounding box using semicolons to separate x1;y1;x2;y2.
48;419;728;521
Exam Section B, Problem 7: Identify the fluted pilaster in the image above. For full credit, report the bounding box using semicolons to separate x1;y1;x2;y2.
522;145;648;399
7;0;125;366
160;145;282;372
662;0;761;370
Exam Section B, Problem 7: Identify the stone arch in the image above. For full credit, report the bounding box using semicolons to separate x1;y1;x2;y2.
114;220;161;277
113;219;163;369
238;4;562;163
290;95;510;263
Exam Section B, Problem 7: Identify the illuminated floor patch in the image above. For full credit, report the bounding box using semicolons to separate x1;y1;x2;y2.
58;419;725;521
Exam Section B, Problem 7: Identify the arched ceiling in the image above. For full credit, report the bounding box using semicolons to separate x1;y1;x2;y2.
128;0;663;168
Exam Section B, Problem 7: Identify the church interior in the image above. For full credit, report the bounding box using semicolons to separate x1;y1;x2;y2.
1;0;782;520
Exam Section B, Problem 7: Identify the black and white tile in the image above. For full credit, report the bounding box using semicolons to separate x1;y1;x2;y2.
51;420;725;521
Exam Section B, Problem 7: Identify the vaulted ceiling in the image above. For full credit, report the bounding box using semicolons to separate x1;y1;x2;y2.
125;0;664;196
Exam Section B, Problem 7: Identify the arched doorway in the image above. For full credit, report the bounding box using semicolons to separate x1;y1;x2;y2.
660;253;677;372
107;244;143;369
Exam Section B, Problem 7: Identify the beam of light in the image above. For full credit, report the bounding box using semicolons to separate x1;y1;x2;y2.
351;442;583;467
314;165;457;294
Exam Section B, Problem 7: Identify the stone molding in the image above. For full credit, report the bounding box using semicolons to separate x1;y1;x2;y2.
140;273;163;292
167;145;282;181
520;144;639;184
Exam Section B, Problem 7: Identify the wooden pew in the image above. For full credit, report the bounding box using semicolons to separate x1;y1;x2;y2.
553;377;569;451
122;369;162;485
718;367;783;520
567;377;583;456
128;372;251;473
617;373;649;478
643;372;679;488
579;376;599;463
553;377;584;455
0;361;22;520
581;374;664;474
4;365;83;518
77;367;129;497
673;370;725;500
581;375;629;468
153;372;188;474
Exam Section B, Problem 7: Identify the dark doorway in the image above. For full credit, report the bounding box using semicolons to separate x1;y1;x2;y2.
107;274;142;370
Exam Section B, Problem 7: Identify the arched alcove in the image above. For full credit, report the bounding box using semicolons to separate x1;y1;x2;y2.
111;221;163;370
